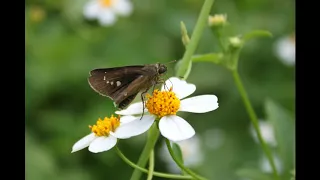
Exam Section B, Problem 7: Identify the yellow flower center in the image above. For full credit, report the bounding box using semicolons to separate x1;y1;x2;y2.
30;6;46;23
89;115;120;136
99;0;113;7
146;89;180;118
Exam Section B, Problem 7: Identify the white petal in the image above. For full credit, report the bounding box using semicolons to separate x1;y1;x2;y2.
112;115;155;139
71;133;96;153
97;9;116;26
179;95;219;113
83;1;100;19
88;136;117;153
120;115;138;124
274;36;295;66
159;115;195;142
112;0;133;16
161;77;196;99
115;102;146;115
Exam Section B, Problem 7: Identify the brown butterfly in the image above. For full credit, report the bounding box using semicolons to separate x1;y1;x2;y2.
88;63;167;110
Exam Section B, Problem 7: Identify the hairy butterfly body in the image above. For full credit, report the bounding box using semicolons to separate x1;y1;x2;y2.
88;63;167;110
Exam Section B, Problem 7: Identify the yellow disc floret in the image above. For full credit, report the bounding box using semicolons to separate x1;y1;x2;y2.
89;115;120;136
146;89;180;118
99;0;112;7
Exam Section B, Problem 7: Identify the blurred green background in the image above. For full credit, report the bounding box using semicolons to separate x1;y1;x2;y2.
25;0;295;180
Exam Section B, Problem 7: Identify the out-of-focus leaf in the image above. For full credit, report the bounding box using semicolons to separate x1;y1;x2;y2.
62;0;87;23
242;30;273;42
172;142;184;164
26;133;57;180
290;169;295;180
57;170;92;180
236;168;273;180
265;99;295;175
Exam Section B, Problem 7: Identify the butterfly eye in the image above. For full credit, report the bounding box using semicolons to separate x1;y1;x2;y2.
158;65;167;74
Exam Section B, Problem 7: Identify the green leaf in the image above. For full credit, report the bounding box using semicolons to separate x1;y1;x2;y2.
242;30;273;42
191;53;224;64
265;99;295;175
26;133;57;180
236;168;274;180
172;142;184;164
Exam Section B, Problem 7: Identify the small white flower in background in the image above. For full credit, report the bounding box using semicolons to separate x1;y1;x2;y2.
159;135;203;173
259;154;283;173
83;0;133;26
71;115;154;153
274;33;295;66
203;128;225;150
208;14;227;27
116;77;219;142
249;120;277;147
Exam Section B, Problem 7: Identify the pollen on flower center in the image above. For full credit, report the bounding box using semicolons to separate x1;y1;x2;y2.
99;0;113;7
89;115;120;136
146;89;180;118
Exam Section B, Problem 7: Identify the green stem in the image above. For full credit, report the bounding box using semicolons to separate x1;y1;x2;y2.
176;0;215;79
212;30;226;53
116;146;192;179
165;139;208;180
130;123;160;180
147;150;155;180
232;70;280;180
191;53;223;64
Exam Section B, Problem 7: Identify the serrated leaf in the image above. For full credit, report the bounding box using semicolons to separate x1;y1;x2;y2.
172;142;184;164
236;168;274;180
192;53;224;64
265;99;295;175
242;30;273;42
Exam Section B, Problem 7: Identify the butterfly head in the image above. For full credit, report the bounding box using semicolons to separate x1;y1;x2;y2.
157;64;167;75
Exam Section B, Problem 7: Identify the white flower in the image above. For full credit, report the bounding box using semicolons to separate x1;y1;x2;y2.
249;120;277;147
83;0;133;26
72;115;154;153
159;135;203;173
274;33;295;66
259;154;283;173
116;77;219;142
203;128;225;150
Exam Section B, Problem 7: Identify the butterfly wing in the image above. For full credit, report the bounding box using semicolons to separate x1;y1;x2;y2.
115;75;154;109
88;66;152;109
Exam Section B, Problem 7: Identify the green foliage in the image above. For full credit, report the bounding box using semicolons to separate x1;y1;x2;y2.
172;142;184;164
265;99;295;179
236;168;274;180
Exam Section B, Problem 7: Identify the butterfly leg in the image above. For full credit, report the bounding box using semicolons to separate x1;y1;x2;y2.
152;82;157;93
140;88;150;120
157;79;171;91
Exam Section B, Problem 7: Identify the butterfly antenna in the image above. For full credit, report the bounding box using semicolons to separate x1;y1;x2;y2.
164;59;177;65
